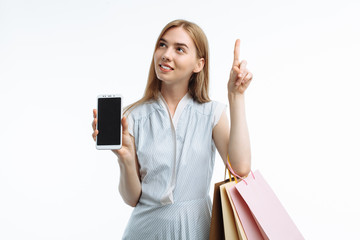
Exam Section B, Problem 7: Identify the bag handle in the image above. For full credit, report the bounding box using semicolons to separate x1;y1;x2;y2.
224;156;238;183
226;162;238;183
226;157;238;183
226;155;255;185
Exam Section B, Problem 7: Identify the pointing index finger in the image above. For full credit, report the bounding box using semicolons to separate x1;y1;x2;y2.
233;39;241;65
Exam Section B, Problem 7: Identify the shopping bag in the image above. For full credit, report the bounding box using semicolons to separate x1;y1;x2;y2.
223;181;248;240
209;164;247;240
228;183;265;240
209;180;227;240
220;181;240;240
228;167;304;240
210;178;241;240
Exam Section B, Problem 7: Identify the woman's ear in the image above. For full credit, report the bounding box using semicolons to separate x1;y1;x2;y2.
193;58;205;73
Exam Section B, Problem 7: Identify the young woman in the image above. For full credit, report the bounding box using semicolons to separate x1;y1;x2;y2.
92;19;253;239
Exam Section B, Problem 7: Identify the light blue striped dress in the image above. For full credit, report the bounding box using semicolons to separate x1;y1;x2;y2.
123;92;226;240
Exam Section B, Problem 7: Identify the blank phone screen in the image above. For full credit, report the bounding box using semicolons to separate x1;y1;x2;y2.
97;97;121;146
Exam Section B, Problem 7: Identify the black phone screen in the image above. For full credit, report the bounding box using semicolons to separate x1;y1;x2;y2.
97;97;121;146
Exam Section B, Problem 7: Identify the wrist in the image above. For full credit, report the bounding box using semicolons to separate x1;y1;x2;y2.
228;92;245;102
117;156;136;170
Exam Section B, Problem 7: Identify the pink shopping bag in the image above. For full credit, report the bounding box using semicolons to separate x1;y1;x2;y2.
228;185;265;240
229;170;304;240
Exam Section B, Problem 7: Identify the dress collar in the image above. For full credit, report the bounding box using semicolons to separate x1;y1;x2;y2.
158;92;192;129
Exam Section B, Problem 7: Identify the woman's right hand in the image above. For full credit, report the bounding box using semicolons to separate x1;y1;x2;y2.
92;109;136;164
92;109;141;206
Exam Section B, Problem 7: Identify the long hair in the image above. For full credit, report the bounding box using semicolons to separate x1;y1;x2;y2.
124;19;210;115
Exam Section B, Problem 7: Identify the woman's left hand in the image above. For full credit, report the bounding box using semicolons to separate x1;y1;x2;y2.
228;39;253;95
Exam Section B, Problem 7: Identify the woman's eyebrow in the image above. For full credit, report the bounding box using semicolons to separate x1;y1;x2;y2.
175;42;189;49
160;38;189;49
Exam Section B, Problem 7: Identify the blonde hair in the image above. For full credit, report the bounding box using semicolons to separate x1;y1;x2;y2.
124;19;210;115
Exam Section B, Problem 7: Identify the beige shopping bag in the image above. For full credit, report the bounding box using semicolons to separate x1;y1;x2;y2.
209;157;247;240
224;182;248;240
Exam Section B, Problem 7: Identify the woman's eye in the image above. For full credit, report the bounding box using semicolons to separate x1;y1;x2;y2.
177;47;184;53
159;42;166;47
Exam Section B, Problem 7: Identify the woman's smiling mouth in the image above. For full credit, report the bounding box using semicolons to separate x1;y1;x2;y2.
159;63;174;72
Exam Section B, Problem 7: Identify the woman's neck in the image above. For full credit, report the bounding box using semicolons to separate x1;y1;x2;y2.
160;85;188;116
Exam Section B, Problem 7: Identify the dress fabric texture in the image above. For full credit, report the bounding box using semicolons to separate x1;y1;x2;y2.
122;93;226;240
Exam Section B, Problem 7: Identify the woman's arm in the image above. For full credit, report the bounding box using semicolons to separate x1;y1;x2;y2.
227;93;251;176
212;101;251;177
117;134;142;207
213;39;253;177
114;117;141;207
92;111;141;207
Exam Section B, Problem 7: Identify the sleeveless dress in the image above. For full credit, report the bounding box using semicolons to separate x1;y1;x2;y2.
122;92;226;240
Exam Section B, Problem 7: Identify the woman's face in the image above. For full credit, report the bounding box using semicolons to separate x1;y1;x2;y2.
154;27;204;88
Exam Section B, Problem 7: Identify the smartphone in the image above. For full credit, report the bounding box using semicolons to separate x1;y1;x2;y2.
96;94;122;150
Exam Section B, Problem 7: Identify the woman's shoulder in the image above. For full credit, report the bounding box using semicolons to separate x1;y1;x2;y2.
191;99;226;116
125;99;161;120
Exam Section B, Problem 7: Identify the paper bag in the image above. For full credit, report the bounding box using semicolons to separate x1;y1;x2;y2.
209;180;227;240
233;170;304;240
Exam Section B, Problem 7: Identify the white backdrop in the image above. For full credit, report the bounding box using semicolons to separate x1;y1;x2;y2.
1;0;359;239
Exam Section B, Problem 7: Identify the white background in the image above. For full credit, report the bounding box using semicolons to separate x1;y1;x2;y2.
1;0;359;239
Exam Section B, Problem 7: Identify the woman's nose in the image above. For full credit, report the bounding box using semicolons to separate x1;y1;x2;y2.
161;55;169;61
161;49;172;61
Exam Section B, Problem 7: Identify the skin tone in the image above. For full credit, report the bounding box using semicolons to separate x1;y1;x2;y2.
213;39;253;176
92;110;140;207
154;27;204;116
92;28;253;206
